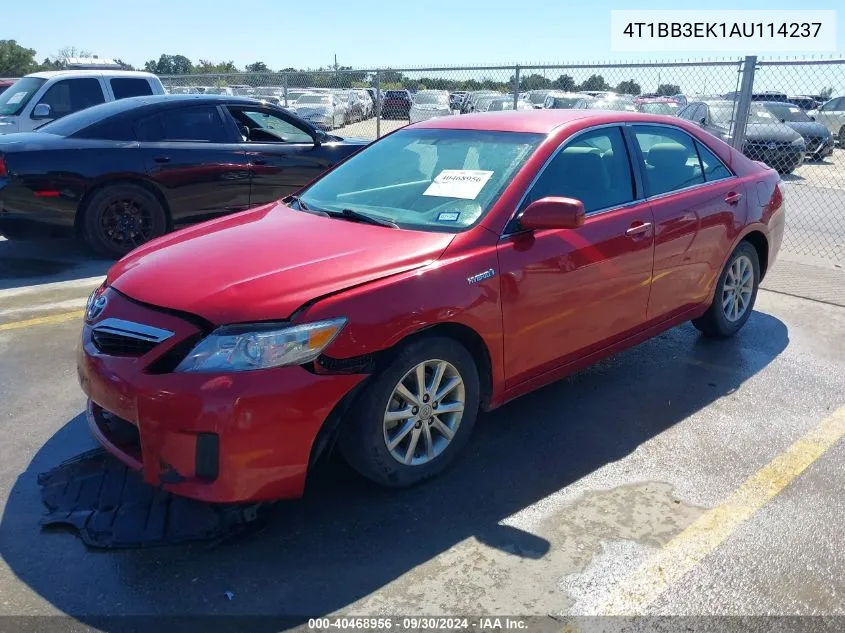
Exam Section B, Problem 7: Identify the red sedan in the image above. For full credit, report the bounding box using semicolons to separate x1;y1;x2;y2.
77;110;785;503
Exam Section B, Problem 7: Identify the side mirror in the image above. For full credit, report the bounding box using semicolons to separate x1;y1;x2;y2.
698;116;706;125
520;197;585;231
810;115;816;121
32;103;52;120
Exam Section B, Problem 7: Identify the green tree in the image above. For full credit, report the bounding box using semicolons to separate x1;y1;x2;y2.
616;79;641;95
0;40;40;76
657;83;681;96
552;74;576;91
245;61;270;73
193;59;239;74
145;54;193;74
819;86;834;99
579;74;610;92
520;73;552;91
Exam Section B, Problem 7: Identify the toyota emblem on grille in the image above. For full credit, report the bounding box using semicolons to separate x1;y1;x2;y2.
87;295;107;321
767;142;777;151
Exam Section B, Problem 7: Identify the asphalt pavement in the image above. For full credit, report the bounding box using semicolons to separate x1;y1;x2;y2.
0;275;843;627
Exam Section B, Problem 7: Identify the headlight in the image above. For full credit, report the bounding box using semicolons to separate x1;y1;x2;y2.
791;137;805;147
175;318;347;373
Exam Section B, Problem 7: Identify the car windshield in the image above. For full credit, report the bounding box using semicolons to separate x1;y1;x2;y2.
764;103;813;122
488;99;515;111
204;87;229;95
529;92;548;105
299;128;543;232
297;95;330;104
589;100;636;111
0;77;47;116
548;96;581;109
414;93;448;105
637;102;680;115
709;103;775;125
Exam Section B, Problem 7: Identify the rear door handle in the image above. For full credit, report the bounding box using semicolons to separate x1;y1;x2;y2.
153;156;170;164
252;159;267;166
625;222;652;237
724;192;743;205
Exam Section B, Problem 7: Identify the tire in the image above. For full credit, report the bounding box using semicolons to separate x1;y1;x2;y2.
692;241;760;338
80;183;167;258
339;336;480;489
838;126;845;148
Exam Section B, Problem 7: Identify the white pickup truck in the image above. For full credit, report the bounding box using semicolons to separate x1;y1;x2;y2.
0;70;165;134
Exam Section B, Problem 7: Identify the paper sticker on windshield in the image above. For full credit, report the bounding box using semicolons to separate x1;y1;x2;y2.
423;170;493;200
437;211;461;222
6;92;27;105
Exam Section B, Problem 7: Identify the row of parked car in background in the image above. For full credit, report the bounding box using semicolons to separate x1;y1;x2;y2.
445;88;843;174
0;68;843;256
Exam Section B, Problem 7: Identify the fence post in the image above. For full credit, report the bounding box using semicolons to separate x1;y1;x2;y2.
283;73;288;107
375;69;381;139
731;56;757;152
512;65;521;109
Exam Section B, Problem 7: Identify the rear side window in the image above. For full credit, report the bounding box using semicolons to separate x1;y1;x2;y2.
632;125;705;196
111;78;153;99
695;140;732;182
137;106;229;142
523;126;635;213
36;78;105;118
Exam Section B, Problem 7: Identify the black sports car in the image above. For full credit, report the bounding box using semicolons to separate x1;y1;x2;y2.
0;95;369;257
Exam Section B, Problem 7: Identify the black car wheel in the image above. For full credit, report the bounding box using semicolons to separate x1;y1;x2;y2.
81;184;167;258
692;241;760;338
339;335;480;489
839;126;845;147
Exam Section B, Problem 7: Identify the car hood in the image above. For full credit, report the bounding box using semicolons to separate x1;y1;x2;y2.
745;122;803;142
782;121;831;138
0;131;65;148
107;204;455;325
0;116;20;135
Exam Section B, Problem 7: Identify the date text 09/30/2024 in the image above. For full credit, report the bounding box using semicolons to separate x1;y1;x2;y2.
308;617;529;630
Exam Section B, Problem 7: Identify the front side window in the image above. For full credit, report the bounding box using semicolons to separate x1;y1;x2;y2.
110;78;153;99
632;125;705;196
36;78;105;118
522;126;635;213
137;106;229;142
230;107;313;143
300;128;542;232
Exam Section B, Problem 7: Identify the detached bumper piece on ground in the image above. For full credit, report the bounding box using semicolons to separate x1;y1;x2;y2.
38;449;267;549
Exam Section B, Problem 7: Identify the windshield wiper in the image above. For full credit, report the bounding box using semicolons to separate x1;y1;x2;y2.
330;208;399;229
287;196;329;217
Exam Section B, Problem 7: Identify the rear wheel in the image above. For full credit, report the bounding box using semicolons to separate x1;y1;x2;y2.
692;241;760;337
339;336;480;489
838;126;845;148
81;184;167;258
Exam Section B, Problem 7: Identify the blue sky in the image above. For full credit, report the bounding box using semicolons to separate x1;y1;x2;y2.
4;0;843;70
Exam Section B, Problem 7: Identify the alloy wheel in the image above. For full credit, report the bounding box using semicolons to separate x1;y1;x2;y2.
722;254;754;322
382;359;465;466
100;198;154;250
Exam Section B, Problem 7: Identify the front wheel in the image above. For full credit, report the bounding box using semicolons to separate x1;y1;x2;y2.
80;183;167;258
838;126;845;148
339;336;480;489
692;241;760;337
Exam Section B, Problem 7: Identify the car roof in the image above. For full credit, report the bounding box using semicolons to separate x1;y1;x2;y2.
411;109;687;134
26;70;158;80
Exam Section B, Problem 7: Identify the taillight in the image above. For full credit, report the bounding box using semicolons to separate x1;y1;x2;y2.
0;156;7;178
768;182;784;213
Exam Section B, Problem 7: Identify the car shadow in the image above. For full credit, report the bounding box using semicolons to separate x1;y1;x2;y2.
0;313;789;628
0;238;111;291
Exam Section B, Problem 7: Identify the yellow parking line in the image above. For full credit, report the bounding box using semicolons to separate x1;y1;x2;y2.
0;310;85;332
598;404;845;615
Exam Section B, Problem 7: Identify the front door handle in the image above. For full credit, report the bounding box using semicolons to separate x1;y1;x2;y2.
252;159;267;166
625;222;652;237
724;192;743;205
153;156;170;164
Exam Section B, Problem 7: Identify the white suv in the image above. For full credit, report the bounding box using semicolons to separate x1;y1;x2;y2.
809;96;845;147
0;70;165;134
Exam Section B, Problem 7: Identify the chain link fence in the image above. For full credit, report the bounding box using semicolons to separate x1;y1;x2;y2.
160;57;845;268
